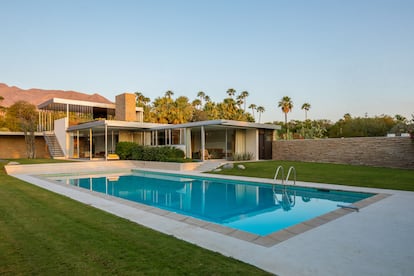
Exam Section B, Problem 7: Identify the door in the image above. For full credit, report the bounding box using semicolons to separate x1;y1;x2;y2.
259;129;273;160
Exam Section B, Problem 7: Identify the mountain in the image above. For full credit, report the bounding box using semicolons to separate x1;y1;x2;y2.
0;83;113;108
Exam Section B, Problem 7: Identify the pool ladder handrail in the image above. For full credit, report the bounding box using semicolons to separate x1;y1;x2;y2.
273;165;285;185
273;165;296;186
285;166;296;186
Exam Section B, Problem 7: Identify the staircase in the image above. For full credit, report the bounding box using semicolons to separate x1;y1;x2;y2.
44;133;65;159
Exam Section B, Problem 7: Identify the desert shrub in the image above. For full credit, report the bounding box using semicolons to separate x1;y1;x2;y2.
116;142;185;162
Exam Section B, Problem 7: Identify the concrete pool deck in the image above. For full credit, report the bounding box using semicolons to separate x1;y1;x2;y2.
6;161;414;276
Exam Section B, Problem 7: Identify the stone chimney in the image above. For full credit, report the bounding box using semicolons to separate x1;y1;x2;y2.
115;93;136;121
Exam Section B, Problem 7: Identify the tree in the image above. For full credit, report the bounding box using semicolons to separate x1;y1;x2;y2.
165;90;174;99
257;106;265;123
135;92;150;107
7;101;38;158
197;91;205;107
240;90;249;111
226;88;236;98
192;99;202;110
171;96;193;124
278;96;293;138
248;103;257;120
301;103;311;120
0;96;5;129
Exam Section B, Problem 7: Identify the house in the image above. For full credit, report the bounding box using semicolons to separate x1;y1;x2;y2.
37;93;280;161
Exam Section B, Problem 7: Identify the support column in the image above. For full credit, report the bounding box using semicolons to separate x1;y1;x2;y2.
201;126;205;161
77;130;79;159
111;130;114;153
105;123;108;161
89;128;92;160
225;128;228;160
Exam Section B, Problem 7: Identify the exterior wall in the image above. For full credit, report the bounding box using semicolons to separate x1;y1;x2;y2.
0;134;51;159
272;137;414;169
54;117;68;157
119;130;133;142
115;93;136;121
246;129;258;160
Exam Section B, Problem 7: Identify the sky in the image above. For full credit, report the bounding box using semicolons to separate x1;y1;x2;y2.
1;0;413;123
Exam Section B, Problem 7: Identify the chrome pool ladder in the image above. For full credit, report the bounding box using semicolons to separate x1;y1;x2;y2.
273;165;296;186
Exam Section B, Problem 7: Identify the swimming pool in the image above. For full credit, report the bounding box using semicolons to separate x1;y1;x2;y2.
52;170;373;236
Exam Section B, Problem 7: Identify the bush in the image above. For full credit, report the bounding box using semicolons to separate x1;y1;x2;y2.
233;152;254;161
115;142;186;162
131;145;144;160
115;142;136;160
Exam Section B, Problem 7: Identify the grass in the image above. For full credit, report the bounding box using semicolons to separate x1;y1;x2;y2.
211;160;414;191
0;159;270;275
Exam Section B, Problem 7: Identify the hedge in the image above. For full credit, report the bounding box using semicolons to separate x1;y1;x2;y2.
115;142;186;162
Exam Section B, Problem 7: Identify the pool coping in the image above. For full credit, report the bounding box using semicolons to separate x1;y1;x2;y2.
33;169;391;248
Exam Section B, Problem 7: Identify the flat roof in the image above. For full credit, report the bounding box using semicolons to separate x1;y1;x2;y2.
67;120;167;132
150;120;281;130
38;98;143;112
66;119;281;132
38;97;116;110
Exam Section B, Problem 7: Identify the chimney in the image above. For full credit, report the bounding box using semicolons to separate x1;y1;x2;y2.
115;93;136;121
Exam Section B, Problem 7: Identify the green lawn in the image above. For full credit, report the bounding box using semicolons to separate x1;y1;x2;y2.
0;159;270;275
211;160;414;191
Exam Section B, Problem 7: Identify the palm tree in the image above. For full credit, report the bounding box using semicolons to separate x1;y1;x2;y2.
135;92;150;107
236;95;244;109
197;91;205;107
278;96;293;125
301;103;311;120
240;90;249;111
192;99;202;110
248;104;257;120
226;88;236;98
278;96;293;138
165;90;174;98
257;106;265;123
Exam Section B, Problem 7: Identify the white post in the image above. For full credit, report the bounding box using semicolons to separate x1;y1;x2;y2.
105;123;108;161
201;126;205;161
89;128;92;160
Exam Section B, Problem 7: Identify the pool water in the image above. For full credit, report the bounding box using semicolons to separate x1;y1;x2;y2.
54;171;373;236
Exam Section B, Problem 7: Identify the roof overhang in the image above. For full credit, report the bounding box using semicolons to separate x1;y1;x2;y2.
150;120;281;130
38;98;116;111
67;119;281;132
67;120;167;132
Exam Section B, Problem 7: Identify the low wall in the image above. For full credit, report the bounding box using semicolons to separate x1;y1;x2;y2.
5;160;201;175
272;137;414;169
0;134;51;159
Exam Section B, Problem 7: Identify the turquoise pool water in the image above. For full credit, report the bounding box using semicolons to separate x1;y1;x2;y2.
54;171;373;236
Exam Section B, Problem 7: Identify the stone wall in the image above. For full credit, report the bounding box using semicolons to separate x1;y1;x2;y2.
115;93;136;121
0;134;51;159
272;137;414;169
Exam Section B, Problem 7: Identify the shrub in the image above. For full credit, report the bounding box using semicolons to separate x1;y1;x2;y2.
115;142;136;160
116;142;186;162
233;152;254;161
131;145;144;160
